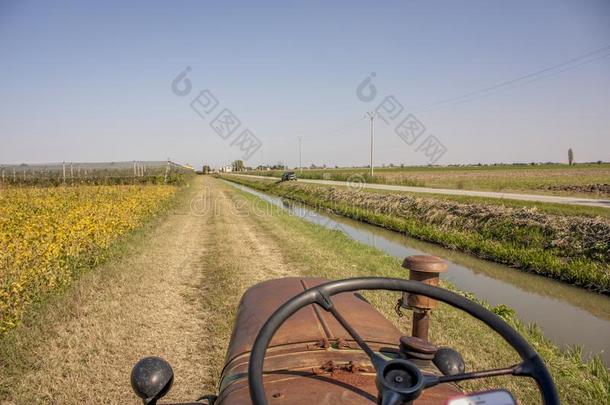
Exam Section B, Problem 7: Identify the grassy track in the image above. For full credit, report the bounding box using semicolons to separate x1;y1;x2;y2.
224;176;610;293
1;177;607;404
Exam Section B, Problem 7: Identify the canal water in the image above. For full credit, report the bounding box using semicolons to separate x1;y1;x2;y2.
226;181;610;365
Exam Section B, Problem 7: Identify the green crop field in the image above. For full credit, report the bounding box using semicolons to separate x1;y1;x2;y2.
247;163;610;196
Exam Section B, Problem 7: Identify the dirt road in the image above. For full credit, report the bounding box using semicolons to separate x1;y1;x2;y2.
0;177;295;404
230;174;610;208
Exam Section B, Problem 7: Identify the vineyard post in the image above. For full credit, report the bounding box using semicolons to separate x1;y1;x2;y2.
1;168;4;183
164;159;170;183
23;169;26;181
62;162;66;184
70;163;74;181
13;169;16;182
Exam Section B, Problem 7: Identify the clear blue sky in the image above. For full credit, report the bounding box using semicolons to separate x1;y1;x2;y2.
1;0;609;168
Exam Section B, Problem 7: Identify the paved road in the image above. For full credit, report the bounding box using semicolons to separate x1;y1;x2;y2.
230;174;610;208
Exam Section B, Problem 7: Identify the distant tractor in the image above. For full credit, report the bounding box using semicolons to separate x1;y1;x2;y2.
280;171;297;182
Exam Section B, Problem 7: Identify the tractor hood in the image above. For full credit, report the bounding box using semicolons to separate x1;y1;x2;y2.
217;277;461;404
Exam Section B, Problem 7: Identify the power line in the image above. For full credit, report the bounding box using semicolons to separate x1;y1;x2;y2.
315;116;366;138
411;44;610;113
313;45;610;138
417;51;610;113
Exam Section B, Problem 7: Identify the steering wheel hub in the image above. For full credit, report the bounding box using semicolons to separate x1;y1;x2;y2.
377;359;425;402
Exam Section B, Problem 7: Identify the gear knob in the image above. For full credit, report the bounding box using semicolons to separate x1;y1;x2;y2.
433;347;465;376
130;356;174;404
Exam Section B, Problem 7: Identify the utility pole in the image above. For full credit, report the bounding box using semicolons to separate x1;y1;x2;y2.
366;112;376;177
298;136;302;174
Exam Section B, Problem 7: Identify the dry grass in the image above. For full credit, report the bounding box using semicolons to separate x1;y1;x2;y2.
194;185;295;391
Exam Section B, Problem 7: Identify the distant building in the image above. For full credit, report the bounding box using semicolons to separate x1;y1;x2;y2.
220;165;233;173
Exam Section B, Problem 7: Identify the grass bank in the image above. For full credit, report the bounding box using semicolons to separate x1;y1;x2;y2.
224;180;609;404
223;175;610;293
344;186;610;220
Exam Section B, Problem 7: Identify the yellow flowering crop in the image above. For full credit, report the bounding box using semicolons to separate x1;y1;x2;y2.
0;184;176;334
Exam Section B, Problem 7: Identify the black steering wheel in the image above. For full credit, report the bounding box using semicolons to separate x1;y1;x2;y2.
248;277;559;405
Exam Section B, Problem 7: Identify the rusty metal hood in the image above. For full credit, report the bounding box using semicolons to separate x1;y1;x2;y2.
224;277;402;363
217;277;460;404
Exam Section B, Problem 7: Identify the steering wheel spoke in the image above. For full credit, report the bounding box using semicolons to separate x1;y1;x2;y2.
324;297;386;369
424;364;521;389
379;390;404;405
